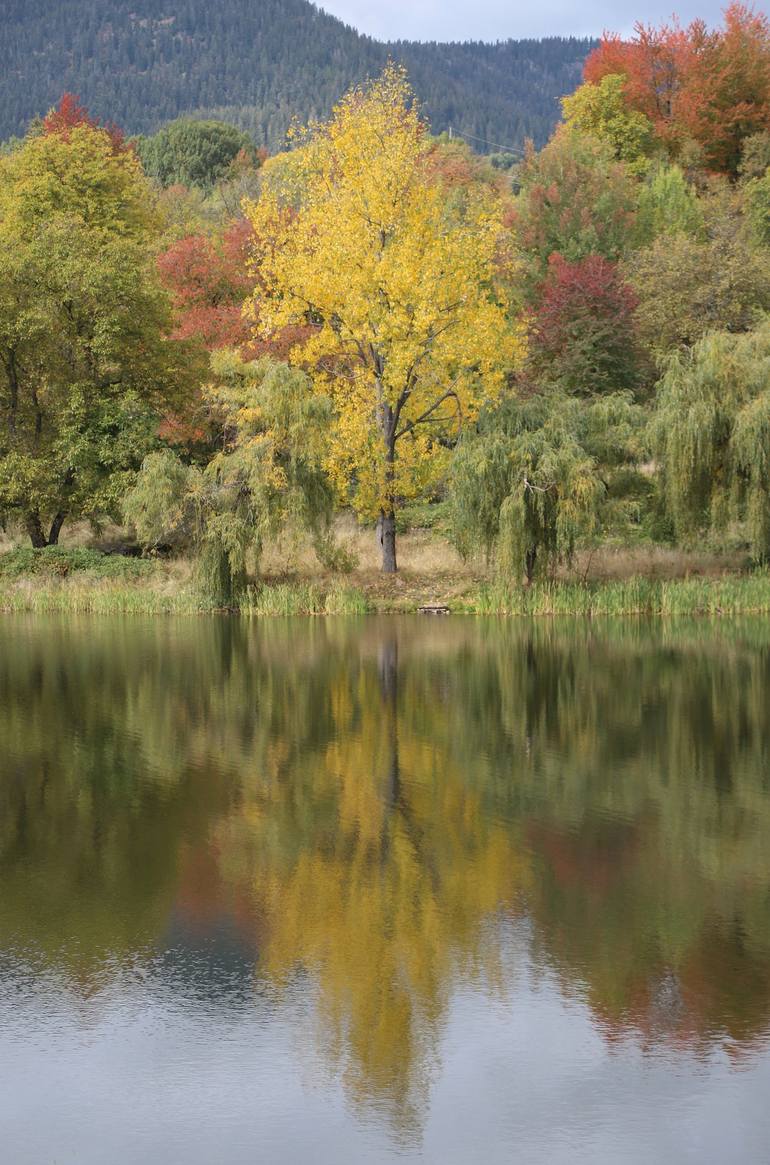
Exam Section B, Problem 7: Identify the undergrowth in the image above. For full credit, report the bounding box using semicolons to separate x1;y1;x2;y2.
0;546;154;580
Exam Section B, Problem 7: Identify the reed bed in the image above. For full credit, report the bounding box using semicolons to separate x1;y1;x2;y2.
467;574;770;617
0;580;201;615
2;560;770;618
242;581;372;616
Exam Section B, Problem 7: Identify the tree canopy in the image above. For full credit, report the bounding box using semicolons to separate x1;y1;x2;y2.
137;118;257;191
124;355;340;604
246;67;522;571
0;114;195;546
654;322;770;559
584;4;770;177
450;391;644;582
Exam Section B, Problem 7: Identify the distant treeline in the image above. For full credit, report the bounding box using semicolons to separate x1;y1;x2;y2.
0;0;592;149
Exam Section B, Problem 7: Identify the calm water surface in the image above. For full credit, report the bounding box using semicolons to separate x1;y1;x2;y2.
1;615;770;1163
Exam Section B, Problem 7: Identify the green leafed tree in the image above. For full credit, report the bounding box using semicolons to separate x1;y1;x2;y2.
449;391;645;583
137;118;256;191
744;167;770;247
513;128;638;294
653;321;770;559
123;355;342;606
634;163;703;247
0;119;196;547
561;74;656;176
627;188;770;360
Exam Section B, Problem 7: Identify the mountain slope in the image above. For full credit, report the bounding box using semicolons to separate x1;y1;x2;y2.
0;0;593;149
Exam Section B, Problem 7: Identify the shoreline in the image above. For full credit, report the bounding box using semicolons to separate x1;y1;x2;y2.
2;572;770;617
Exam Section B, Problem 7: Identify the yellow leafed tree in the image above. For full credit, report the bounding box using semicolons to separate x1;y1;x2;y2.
246;66;523;571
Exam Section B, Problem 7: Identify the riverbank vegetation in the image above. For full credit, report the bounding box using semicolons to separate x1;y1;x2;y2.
2;538;770;616
2;5;770;613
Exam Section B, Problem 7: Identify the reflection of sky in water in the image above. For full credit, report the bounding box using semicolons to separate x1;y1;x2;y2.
2;920;769;1164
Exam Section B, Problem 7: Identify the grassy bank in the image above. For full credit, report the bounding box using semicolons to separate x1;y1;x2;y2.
2;546;770;616
464;574;770;616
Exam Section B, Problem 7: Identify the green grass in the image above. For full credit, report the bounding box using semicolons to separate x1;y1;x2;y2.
242;581;372;616
0;580;200;614
465;573;770;617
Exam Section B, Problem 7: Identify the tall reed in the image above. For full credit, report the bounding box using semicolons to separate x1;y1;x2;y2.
468;574;770;616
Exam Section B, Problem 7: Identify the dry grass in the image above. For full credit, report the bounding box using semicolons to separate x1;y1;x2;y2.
0;514;756;615
259;516;747;610
259;515;482;611
552;543;749;583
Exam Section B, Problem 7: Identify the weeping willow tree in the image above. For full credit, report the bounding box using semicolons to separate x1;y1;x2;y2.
449;391;645;583
654;321;770;559
123;355;342;605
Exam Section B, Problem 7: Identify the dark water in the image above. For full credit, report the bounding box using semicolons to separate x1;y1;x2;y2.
1;615;770;1164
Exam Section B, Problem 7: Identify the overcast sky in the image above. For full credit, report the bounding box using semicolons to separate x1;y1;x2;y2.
318;1;732;42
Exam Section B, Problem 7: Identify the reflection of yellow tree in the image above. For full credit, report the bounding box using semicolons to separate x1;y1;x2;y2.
216;636;530;1128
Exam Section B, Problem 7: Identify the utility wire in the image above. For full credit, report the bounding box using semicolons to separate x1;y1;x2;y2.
448;126;527;157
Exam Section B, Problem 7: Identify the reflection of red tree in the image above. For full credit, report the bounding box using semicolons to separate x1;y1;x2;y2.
528;819;770;1054
175;841;265;946
529;818;641;897
675;925;770;1050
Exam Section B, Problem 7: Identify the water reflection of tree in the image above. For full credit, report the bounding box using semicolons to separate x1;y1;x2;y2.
214;627;528;1133
1;617;770;1125
448;620;770;1049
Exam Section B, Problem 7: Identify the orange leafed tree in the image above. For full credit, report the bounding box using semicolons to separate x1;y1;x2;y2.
585;4;770;175
42;93;128;155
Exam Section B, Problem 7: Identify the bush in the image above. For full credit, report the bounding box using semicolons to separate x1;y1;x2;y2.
0;546;155;580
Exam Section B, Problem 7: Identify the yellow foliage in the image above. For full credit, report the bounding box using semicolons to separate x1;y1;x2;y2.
214;646;530;1125
245;67;524;523
0;124;159;241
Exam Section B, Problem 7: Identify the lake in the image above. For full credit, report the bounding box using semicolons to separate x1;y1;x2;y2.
1;615;769;1163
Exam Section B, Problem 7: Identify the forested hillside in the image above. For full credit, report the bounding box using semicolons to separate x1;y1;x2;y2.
0;0;591;149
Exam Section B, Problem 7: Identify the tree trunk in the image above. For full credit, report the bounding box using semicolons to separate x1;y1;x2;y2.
525;546;537;587
47;513;66;546
25;512;47;549
24;511;67;547
378;509;397;573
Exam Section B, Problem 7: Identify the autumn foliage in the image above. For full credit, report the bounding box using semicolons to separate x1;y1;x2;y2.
42;93;128;154
158;220;253;351
585;3;770;174
530;254;640;394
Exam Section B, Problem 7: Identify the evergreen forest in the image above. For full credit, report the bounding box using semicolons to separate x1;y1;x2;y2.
1;0;591;150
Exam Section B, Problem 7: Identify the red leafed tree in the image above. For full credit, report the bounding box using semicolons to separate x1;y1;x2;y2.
157;217;313;446
42;93;128;154
585;21;692;137
584;4;770;175
158;217;311;360
156;219;252;448
682;5;770;175
158;219;254;351
529;253;641;395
